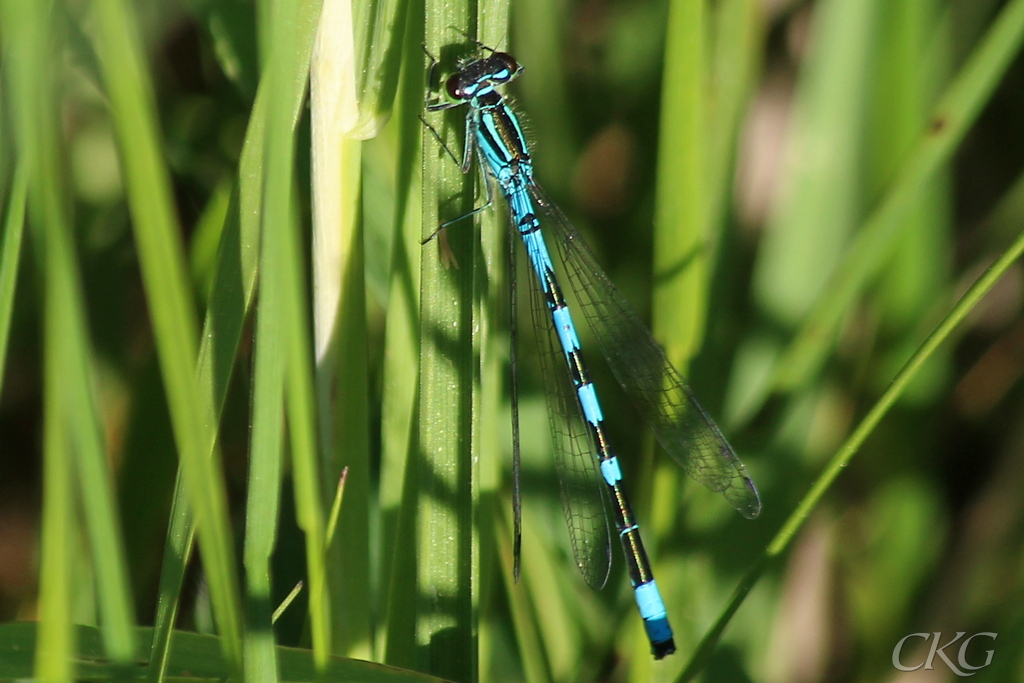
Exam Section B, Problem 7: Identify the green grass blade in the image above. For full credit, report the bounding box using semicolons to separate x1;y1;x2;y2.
309;0;408;139
244;196;288;683
195;183;257;415
37;320;75;683
0;163;27;397
147;472;196;683
678;223;1024;681
652;0;709;367
496;504;551;683
351;0;411;137
380;2;425;667
705;0;762;240
310;0;373;658
149;171;249;683
90;0;243;670
5;2;80;678
324;467;350;549
66;335;138;674
259;0;332;669
476;1;510;675
232;0;328;676
414;1;489;678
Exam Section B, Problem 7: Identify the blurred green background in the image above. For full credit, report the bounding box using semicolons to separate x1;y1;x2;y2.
1;0;1023;681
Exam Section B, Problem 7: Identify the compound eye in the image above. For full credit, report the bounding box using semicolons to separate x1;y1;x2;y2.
492;52;519;80
445;75;464;101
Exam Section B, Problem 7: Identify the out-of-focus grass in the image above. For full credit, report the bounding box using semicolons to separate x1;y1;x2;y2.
0;0;1023;682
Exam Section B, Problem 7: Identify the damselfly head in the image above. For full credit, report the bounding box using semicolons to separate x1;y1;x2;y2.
489;52;519;81
446;51;521;102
